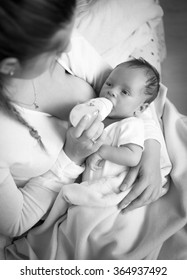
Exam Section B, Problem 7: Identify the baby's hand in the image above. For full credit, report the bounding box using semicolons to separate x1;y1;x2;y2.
86;152;104;171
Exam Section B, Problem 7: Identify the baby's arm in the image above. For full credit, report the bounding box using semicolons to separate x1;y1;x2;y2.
87;118;144;170
98;143;143;167
88;143;143;171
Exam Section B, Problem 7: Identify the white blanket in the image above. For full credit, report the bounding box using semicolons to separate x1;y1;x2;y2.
5;86;187;259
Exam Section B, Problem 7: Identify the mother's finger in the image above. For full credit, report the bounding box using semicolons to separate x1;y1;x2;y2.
121;196;150;213
118;176;147;209
83;114;103;140
121;187;153;212
92;130;107;151
120;165;139;191
89;121;105;144
73;111;99;138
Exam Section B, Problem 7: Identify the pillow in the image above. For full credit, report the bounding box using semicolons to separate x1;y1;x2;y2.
75;0;164;67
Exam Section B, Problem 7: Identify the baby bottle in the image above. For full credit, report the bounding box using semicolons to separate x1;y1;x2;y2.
69;97;113;128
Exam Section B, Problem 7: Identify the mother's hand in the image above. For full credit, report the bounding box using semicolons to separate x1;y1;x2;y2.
118;140;166;212
64;112;106;165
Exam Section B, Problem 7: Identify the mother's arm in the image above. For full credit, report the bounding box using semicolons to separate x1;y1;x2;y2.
118;88;171;211
119;139;165;212
0;110;106;238
0;167;59;237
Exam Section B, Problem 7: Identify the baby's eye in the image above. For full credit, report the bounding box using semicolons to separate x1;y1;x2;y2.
122;90;129;95
106;82;112;87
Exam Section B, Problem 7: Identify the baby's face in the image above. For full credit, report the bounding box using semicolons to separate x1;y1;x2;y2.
99;65;147;118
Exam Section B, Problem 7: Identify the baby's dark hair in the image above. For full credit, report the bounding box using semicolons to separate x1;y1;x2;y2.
120;57;160;104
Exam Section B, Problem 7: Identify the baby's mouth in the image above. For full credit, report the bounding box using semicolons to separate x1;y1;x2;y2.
105;95;114;106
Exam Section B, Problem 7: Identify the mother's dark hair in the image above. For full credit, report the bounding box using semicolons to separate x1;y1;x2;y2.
0;0;76;149
0;0;76;60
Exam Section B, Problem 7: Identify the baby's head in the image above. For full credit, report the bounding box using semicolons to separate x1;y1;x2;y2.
99;58;160;118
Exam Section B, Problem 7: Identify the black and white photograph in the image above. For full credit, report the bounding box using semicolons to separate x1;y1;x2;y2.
0;0;187;278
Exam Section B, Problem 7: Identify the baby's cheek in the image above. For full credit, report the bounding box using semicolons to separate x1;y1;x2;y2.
99;89;104;97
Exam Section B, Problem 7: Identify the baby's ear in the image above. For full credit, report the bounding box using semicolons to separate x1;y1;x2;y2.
134;103;149;116
140;103;149;112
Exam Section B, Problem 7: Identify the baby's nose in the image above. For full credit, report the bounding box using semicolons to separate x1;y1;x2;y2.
108;89;118;97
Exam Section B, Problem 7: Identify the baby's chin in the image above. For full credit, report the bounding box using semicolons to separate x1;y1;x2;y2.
108;112;121;119
108;110;132;119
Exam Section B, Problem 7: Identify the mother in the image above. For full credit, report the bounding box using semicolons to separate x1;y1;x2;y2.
0;0;164;258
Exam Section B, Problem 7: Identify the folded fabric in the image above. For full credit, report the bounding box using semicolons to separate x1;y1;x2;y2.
62;173;129;207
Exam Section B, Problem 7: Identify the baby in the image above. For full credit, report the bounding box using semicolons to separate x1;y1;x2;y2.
47;59;170;258
51;58;169;204
83;57;160;185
